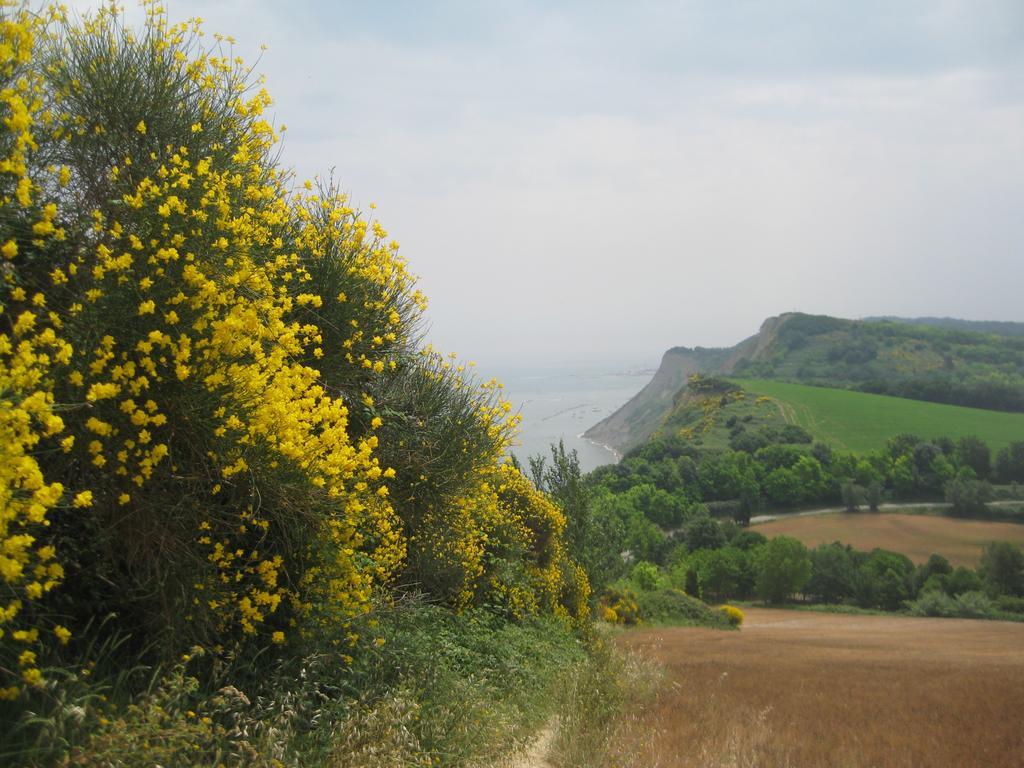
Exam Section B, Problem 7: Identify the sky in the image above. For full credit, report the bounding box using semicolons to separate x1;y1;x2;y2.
69;1;1024;369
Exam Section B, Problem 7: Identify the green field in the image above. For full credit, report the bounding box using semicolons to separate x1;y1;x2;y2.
730;378;1024;453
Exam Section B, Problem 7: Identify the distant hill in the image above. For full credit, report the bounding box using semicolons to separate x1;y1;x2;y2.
585;313;1024;454
866;317;1024;338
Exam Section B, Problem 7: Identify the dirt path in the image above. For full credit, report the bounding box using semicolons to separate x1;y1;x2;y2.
616;608;1024;767
750;499;1021;524
501;721;556;768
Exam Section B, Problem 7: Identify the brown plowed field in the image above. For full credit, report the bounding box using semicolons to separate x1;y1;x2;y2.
753;512;1024;566
616;608;1024;767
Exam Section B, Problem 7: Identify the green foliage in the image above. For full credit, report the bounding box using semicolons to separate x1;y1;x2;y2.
979;541;1024;597
754;536;811;603
944;478;994;517
995;441;1024;483
684;513;726;552
631;589;732;629
906;590;998;619
629;561;664;592
806;543;858;604
683;547;754;600
732;379;1024;454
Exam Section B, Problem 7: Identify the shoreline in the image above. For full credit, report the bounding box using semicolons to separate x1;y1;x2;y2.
579;433;622;464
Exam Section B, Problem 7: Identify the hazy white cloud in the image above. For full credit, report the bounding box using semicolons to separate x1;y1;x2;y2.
67;1;1024;368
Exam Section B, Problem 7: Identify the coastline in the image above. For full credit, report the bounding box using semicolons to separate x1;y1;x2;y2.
579;432;621;464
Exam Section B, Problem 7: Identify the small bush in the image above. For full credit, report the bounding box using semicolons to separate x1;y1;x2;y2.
718;604;745;626
629;561;664;592
597;586;641;626
994;595;1024;615
907;590;997;620
633;589;733;629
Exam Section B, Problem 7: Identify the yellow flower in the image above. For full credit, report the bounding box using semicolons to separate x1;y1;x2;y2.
136;119;146;134
72;490;94;508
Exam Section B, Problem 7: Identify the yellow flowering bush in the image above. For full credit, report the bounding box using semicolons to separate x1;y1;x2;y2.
718;604;744;626
0;0;588;707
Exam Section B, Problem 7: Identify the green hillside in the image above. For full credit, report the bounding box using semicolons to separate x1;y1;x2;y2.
588;312;1024;455
731;314;1024;412
731;378;1024;453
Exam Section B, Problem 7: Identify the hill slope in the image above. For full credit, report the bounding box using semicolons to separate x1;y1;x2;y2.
586;312;1024;454
731;378;1024;453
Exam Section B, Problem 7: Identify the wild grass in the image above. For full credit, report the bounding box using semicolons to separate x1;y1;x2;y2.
615;607;1024;767
545;629;663;768
5;598;591;767
731;378;1024;452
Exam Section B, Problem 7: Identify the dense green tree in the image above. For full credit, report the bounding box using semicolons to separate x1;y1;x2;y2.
979;542;1024;597
857;550;914;609
944;478;993;517
841;480;865;512
731;530;768;551
945;566;984;597
866;480;884;511
914;553;952;593
807;543;857;603
684;513;727;552
755;536;811;603
623;483;686;528
530;440;589;560
995;441;1024;483
688;547;750;599
630;561;663;592
955;436;991;479
762;467;802;507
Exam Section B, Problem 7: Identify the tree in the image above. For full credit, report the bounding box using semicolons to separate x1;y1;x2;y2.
995;442;1024;483
955;436;991;479
914;553;952;593
856;550;914;609
630;561;663;592
529;440;589;559
866;480;884;511
684;568;701;599
685;513;727;552
841;480;865;512
762;467;802;507
979;542;1024;597
755;536;811;603
807;543;857;603
944;478;993;517
945;566;984;597
695;547;748;599
731;530;767;551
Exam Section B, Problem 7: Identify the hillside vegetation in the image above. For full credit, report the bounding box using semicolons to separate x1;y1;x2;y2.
728;378;1024;453
587;312;1024;454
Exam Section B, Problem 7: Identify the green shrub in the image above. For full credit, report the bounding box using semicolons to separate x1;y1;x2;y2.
907;590;996;619
633;589;732;629
629;561;664;592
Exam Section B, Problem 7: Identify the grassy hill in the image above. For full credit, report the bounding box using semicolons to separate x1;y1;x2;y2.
731;378;1024;453
587;312;1024;454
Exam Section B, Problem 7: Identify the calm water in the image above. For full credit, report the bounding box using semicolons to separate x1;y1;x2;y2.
490;365;654;473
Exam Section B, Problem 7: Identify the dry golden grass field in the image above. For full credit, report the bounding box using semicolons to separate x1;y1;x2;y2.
615;608;1024;768
753;512;1024;566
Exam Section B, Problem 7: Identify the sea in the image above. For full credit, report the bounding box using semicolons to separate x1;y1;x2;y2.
487;364;655;474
